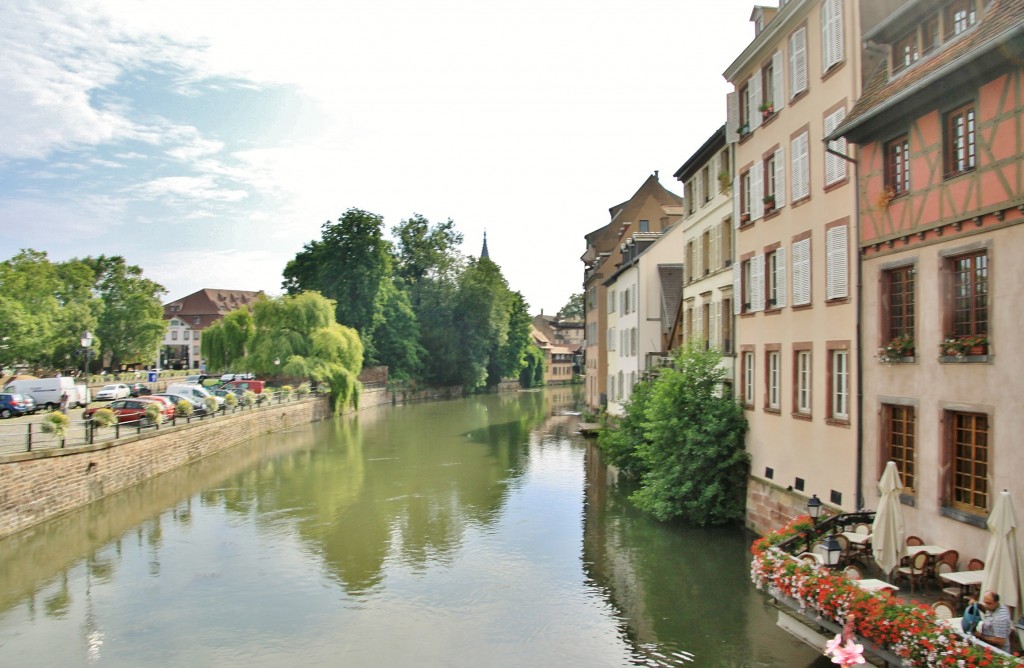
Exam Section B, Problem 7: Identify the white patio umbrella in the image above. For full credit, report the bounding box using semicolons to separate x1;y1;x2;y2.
981;490;1024;616
872;461;905;577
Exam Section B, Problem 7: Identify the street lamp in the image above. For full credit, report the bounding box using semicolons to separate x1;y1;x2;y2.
80;331;93;378
807;494;822;524
820;534;843;568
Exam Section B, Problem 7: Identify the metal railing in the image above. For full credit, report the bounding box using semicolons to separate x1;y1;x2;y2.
0;388;325;454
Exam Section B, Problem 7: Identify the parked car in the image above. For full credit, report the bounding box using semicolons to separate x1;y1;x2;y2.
152;393;206;415
212;388;246;400
220;379;266;394
137;395;175;421
0;393;36;418
95;384;131;401
167;383;224;408
127;383;152;397
83;399;159;425
219;372;254;382
3;377;81;411
184;374;211;385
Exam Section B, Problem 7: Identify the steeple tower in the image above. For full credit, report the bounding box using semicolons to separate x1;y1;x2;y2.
481;230;490;259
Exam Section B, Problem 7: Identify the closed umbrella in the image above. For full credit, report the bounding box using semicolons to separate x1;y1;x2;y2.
981;490;1024;616
872;461;905;577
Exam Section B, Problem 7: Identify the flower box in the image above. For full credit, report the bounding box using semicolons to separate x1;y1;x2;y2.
940;335;989;358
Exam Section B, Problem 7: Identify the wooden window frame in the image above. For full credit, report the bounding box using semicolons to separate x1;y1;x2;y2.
948;250;988;338
882;264;916;341
885;135;911;196
793;347;812;416
882;403;916;494
946;409;989;514
945;102;976;176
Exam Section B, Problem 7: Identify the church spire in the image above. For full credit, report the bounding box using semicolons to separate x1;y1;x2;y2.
481;230;490;259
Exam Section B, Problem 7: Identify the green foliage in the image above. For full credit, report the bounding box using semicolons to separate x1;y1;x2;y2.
84;255;167;369
241;391;257;407
224;392;239;409
144;401;163;425
296;382;311;397
371;278;424;380
282;208;392;362
597;380;654;478
201;307;255;371
91;408;116;428
519;345;546;388
203;396;219;415
175;400;193;417
600;346;749;526
41;411;70;439
631;345;749;525
559;293;584;320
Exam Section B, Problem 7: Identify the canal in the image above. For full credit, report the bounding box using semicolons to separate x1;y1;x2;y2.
0;388;829;667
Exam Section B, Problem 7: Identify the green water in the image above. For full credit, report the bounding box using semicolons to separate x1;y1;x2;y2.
0;388;827;666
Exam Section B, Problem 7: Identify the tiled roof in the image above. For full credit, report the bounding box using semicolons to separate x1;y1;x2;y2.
837;0;1024;139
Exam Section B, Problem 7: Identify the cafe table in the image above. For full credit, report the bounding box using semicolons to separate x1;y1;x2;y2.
939;569;986;604
853;578;899;594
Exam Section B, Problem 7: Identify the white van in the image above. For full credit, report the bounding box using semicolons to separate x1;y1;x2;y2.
3;377;79;411
166;383;224;408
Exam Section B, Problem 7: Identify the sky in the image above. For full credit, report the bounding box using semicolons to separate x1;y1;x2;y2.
0;0;762;317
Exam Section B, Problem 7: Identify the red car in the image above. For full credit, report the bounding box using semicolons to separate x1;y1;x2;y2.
83;399;161;425
138;396;175;421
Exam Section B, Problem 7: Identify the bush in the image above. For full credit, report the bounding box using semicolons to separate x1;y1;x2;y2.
175;400;193;417
242;391;257;407
144;402;163;426
91;408;116;428
41;412;70;439
296;383;311;397
280;385;294;400
203;396;219;414
224;393;238;409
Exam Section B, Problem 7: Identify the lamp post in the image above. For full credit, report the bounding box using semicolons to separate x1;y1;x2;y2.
820;533;843;568
807;494;822;524
80;331;93;379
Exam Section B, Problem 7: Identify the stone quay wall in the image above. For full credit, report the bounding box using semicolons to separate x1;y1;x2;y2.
0;384;467;540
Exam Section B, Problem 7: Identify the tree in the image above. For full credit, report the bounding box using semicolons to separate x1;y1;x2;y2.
201;306;256;372
247;292;364;412
84;255;166;370
282;208;392;364
630;345;749;525
596;379;654;479
559;293;584;320
490;291;532;387
519;345;545;388
370;279;424;380
393;214;464;300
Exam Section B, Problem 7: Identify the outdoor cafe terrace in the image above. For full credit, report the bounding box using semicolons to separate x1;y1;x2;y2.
752;495;1024;667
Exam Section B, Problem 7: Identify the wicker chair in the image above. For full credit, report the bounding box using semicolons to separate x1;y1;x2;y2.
896;550;930;593
932;600;956;620
843;564;863;581
968;558;985;570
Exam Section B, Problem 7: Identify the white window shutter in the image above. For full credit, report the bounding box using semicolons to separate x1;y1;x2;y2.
826;225;849;299
749;256;765;313
694;304;703;343
772;51;785;110
733;270;742;314
714;301;722;349
751;161;764;220
790;27;807;98
824;108;848;185
823;0;843;71
726;92;739;144
774;147;786;209
792;132;809;201
733;180;742;228
711;224;721;271
792;239;811;305
775;247;788;308
750;75;763;131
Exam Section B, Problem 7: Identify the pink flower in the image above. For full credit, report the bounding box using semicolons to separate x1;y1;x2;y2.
828;639;865;666
825;634;844;656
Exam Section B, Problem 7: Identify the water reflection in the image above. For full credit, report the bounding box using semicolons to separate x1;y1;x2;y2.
0;388;826;667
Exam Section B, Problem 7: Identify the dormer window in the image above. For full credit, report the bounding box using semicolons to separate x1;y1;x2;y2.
887;1;979;77
945;0;976;38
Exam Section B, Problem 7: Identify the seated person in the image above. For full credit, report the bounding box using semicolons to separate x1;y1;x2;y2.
971;591;1012;653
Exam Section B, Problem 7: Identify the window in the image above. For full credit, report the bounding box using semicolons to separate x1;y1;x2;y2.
761;59;775;111
608;290;616;313
702;303;711;349
740;169;752;220
884;265;916;340
824;108;847;185
945;0;976;38
821;0;844;71
722;299;733;352
767;248;787;308
795;350;812;414
826;225;849;300
949;410;988;513
743;351;755;407
893;31;919;73
829;348;849;420
639;219;649;232
171;331;178;341
883;404;916;493
767;350;781;410
701;166;711;203
631;327;638;356
791;131;810;201
922;16;940;54
950;250;988;337
686;241;695;283
183;330;190;340
721;221;733;267
192;345;199;356
701;230;710;275
739;82;751;132
945;103;976;175
608;327;616;351
886;135;911;196
789;27;808;98
193;317;200;325
792;237;812;306
719;150;730;193
764;153;777;211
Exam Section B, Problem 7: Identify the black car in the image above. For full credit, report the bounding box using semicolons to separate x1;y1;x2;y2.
128;383;152;397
